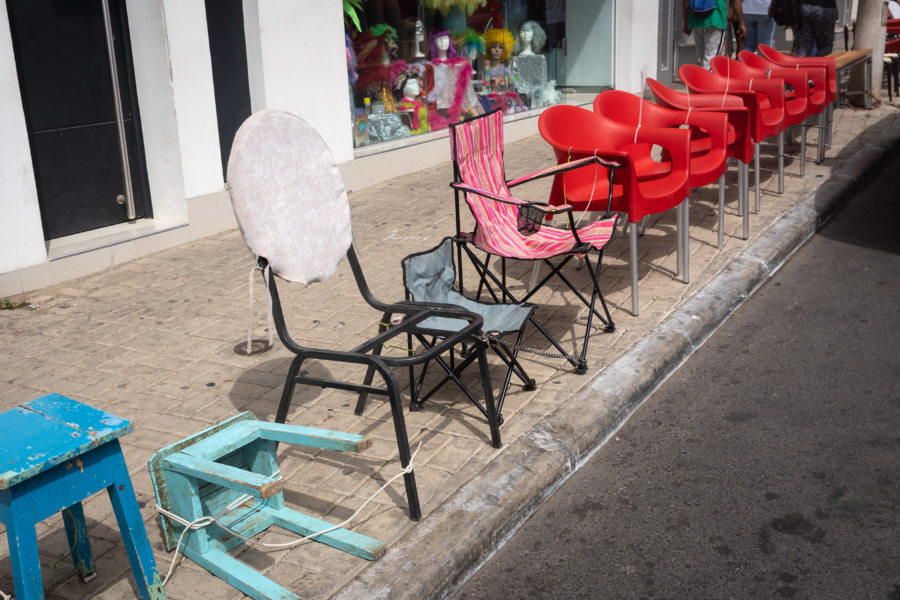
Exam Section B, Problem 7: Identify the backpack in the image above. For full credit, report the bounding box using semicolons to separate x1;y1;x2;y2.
770;0;802;27
688;0;718;18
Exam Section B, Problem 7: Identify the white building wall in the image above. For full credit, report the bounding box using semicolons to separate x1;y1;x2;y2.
615;1;660;94
0;2;47;274
243;0;354;163
160;0;224;198
126;0;188;224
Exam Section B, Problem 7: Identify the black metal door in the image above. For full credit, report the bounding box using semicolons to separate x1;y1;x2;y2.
205;0;252;176
7;0;151;240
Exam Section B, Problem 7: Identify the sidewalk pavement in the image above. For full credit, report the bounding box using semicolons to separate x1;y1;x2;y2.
2;99;900;600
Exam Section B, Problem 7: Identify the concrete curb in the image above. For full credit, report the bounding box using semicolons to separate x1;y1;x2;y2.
332;115;900;600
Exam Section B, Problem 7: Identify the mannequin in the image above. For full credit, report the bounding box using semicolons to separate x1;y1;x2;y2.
395;71;430;135
354;25;406;113
511;21;548;107
513;21;547;56
455;28;485;78
483;28;515;90
398;17;426;62
428;28;483;128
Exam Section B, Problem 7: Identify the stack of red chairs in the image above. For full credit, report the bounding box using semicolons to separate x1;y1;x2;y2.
758;44;838;156
538;104;692;316
739;50;830;167
592;90;729;282
646;78;753;246
711;55;810;195
679;63;786;215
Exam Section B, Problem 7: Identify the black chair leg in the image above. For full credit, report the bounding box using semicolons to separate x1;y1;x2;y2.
379;364;421;520
355;316;389;415
275;355;304;424
476;340;502;448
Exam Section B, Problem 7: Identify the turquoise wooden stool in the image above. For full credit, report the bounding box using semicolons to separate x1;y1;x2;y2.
149;412;384;600
0;394;165;600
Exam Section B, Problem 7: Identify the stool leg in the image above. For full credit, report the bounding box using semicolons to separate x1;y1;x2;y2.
6;501;43;600
105;444;166;599
62;502;96;583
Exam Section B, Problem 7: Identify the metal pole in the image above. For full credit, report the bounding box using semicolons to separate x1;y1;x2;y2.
101;0;136;220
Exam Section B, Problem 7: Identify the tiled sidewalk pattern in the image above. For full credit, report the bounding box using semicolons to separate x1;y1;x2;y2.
1;101;898;599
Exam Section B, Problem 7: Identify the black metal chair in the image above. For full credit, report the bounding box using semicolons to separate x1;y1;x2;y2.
227;109;498;521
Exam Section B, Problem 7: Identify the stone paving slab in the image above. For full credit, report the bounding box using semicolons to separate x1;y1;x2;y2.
1;99;899;600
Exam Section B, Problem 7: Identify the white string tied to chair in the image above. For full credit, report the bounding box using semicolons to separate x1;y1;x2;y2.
245;261;274;354
722;58;731;107
634;68;645;145
156;442;421;587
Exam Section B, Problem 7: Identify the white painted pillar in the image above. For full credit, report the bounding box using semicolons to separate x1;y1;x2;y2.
0;1;47;274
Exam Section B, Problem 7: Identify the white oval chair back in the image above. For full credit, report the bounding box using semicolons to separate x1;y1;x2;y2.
227;109;352;285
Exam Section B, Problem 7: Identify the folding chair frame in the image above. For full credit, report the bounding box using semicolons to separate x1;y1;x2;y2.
397;238;537;425
448;111;620;373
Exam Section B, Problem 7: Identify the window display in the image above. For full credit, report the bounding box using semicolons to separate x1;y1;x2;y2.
347;0;573;149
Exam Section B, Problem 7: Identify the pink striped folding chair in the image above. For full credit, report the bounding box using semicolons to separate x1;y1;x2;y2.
448;109;621;373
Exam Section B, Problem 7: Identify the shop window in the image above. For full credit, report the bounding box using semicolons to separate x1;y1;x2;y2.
345;0;573;149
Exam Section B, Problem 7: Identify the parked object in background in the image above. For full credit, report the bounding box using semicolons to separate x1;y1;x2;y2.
0;394;165;600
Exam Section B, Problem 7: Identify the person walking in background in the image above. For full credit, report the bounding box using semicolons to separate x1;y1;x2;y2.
742;0;775;52
684;0;745;69
792;0;839;57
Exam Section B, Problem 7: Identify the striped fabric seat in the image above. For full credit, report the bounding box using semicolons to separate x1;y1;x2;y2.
448;109;620;373
451;109;617;260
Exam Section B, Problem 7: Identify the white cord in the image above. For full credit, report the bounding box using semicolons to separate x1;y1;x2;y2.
157;443;421;587
245;262;274;354
0;587;11;599
634;68;645;144
722;58;730;107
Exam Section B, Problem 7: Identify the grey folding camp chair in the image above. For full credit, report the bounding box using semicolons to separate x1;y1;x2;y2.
355;237;534;426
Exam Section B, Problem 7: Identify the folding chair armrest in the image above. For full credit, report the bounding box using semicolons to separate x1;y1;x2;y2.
450;182;521;206
507;155;624;188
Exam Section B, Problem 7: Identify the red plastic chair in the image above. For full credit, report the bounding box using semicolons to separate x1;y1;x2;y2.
538;104;691;316
646;77;753;247
679;63;786;216
738;50;830;168
758;44;837;152
593;90;727;271
712;55;807;195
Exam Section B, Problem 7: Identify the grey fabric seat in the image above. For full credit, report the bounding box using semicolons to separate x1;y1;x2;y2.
401;238;536;420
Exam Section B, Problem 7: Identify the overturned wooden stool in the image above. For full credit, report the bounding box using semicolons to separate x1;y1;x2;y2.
149;412;384;600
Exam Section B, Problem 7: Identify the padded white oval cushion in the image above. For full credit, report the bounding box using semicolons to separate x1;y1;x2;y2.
227;110;352;285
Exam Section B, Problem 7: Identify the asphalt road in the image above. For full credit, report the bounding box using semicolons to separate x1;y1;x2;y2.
452;152;900;600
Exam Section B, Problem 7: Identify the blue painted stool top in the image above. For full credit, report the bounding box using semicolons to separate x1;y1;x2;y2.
0;394;131;490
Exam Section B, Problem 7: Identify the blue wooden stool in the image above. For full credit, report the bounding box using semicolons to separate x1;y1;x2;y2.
0;394;165;599
149;412;384;600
